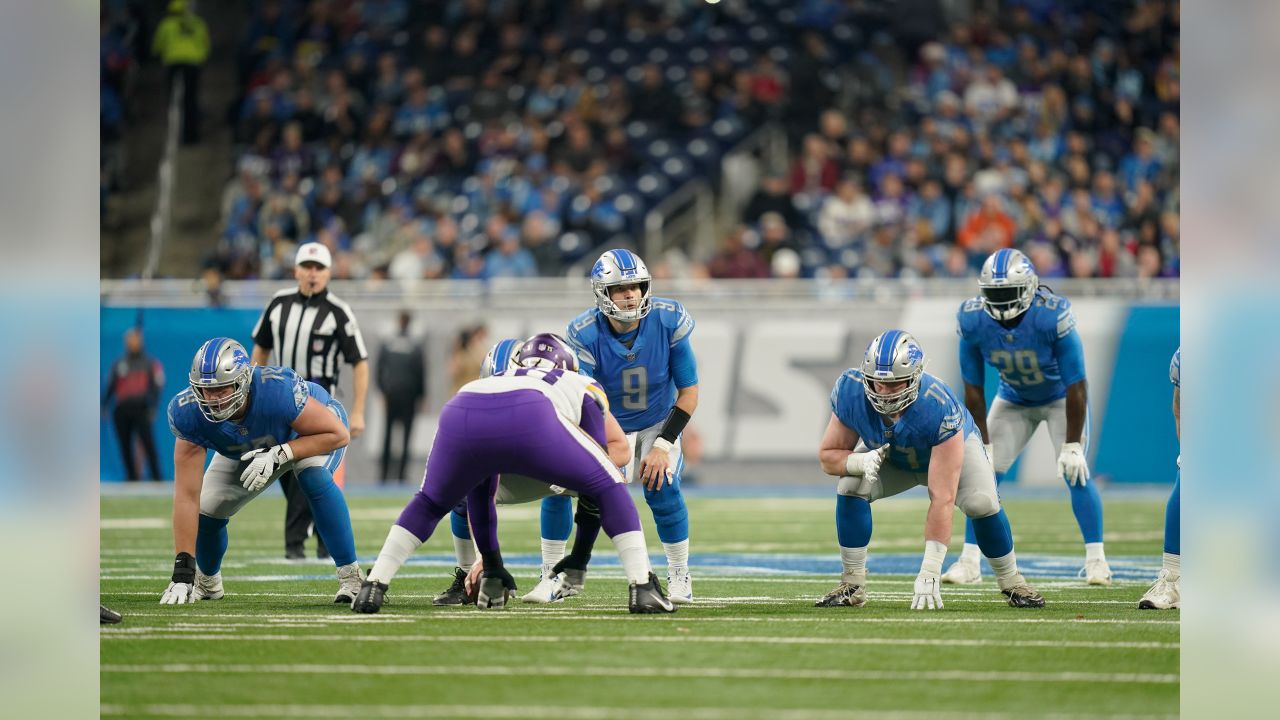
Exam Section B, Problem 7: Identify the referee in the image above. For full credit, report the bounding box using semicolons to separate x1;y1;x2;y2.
251;242;369;559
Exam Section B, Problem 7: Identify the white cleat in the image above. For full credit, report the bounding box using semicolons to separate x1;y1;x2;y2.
1083;558;1113;586
521;564;566;603
192;571;224;600
1138;569;1180;609
667;568;693;604
940;559;982;585
334;563;364;605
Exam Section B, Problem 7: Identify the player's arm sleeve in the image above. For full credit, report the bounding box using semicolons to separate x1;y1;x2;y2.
933;393;965;446
1054;328;1087;386
566;324;598;377
669;336;699;389
958;336;986;387
167;396;209;448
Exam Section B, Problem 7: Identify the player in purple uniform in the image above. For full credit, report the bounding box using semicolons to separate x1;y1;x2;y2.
353;333;674;614
162;338;363;605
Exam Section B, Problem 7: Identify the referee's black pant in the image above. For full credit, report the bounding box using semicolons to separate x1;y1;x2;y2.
114;402;162;481
280;471;327;558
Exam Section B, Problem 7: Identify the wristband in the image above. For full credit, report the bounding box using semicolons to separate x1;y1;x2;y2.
920;540;948;577
172;552;196;584
658;406;691;443
652;437;675;454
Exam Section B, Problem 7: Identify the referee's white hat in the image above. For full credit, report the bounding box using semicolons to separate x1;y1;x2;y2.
295;242;332;268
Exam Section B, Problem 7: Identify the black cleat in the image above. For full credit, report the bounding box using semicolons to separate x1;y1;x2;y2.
285;545;306;561
1001;583;1046;608
100;605;122;624
629;572;676;614
814;582;867;608
352;580;388;613
432;567;471;606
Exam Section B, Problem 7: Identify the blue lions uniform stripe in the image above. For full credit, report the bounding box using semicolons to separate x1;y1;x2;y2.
993;248;1013;279
875;330;901;371
611;249;636;272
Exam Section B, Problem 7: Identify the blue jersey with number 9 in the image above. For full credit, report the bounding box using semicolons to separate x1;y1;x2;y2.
167;366;335;459
566;296;698;432
956;286;1087;407
831;369;977;472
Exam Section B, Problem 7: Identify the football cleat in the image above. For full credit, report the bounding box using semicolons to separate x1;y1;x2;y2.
560;567;586;598
476;575;517;610
1082;558;1113;586
815;582;868;608
1000;580;1046;608
100;605;122;624
667;568;694;604
629;572;676;614
334;563;364;605
351;580;388;613
192;571;224;600
433;567;471;606
521;564;567;603
1138;569;1180;610
940;559;982;585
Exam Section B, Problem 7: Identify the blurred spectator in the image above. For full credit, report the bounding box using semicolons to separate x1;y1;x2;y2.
151;0;209;145
743;175;800;229
818;179;875;247
376;310;426;484
102;328;165;481
707;226;769;279
790;134;839;195
957;195;1016;254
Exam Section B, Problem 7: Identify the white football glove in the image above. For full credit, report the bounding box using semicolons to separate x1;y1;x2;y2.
1057;441;1089;486
911;573;943;610
160;581;194;604
845;445;888;481
239;443;295;492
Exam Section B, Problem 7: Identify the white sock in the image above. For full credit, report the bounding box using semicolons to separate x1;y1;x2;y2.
541;538;567;568
959;543;982;563
452;535;477;569
840;546;868;584
611;531;652;584
368;525;423;585
1163;552;1180;578
663;539;690;573
1085;542;1106;563
986;550;1021;586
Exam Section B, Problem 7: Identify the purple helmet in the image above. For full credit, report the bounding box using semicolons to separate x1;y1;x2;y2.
515;332;579;372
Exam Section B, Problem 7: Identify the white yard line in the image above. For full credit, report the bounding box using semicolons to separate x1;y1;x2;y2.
98;630;1176;650
98;703;1177;720
112;611;1179;625
101;662;1178;684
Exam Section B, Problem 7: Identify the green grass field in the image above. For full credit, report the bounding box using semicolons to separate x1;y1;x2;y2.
101;491;1178;719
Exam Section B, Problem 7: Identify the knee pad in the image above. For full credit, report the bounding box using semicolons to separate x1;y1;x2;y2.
957;487;1000;519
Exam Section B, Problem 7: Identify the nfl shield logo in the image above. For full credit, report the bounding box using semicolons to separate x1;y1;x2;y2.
626;353;636;361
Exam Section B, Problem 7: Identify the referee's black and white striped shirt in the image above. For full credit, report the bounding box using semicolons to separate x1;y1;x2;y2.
251;288;368;394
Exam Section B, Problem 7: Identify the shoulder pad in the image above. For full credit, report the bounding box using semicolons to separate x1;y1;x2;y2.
1034;290;1076;338
568;309;599;342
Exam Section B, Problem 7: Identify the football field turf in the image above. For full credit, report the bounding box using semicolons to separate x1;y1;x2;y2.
101;491;1178;719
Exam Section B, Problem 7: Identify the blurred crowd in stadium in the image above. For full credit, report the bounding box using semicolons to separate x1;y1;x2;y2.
106;0;1179;284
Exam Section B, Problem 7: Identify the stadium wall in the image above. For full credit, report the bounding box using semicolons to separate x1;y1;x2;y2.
100;297;1178;486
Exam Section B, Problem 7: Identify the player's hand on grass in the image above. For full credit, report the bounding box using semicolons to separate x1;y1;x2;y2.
911;573;943;610
160;552;197;605
463;559;483;597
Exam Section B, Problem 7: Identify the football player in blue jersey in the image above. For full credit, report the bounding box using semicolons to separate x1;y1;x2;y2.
945;248;1111;586
1140;347;1180;609
563;249;699;603
161;338;363;605
432;337;598;605
818;330;1044;609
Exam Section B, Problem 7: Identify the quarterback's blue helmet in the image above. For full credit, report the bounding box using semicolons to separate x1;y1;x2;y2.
590;249;652;322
